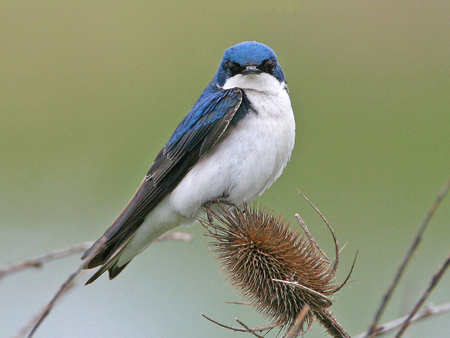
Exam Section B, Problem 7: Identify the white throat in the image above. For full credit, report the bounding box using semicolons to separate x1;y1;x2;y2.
222;73;286;95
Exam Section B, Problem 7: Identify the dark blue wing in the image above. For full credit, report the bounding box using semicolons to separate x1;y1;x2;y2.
83;87;250;280
167;88;243;156
148;87;248;183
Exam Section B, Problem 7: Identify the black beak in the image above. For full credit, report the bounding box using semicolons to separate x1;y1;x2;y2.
241;65;262;75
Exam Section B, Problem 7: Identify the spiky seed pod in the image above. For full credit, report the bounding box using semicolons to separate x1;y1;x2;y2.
201;203;349;338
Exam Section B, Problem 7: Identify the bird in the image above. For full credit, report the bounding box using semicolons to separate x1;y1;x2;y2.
82;41;296;284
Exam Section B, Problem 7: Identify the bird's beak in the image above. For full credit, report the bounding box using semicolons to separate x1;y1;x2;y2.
242;65;262;75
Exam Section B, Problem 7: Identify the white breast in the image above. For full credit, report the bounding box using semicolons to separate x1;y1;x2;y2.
170;73;296;218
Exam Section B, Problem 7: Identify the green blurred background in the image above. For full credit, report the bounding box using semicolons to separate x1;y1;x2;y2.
1;1;449;337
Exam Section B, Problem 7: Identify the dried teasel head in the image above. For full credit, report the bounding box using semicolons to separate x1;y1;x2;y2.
200;202;352;338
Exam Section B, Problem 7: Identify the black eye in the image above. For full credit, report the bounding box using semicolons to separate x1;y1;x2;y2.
225;61;242;76
258;59;276;75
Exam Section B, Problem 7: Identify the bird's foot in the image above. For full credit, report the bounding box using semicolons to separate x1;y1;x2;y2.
202;195;236;208
202;196;239;223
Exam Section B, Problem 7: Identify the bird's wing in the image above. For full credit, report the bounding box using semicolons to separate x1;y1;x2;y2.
82;87;249;277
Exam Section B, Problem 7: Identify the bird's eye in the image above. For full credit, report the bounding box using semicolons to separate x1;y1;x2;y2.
225;61;242;76
259;59;276;75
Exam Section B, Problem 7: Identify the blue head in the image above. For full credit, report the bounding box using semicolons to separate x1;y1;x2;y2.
213;41;286;88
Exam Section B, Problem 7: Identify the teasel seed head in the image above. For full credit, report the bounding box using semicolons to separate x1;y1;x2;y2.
201;203;351;338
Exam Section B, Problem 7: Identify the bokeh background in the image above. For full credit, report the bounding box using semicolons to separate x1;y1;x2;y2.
1;1;449;337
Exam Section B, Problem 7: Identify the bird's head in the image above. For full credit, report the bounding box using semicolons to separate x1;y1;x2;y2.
213;41;287;93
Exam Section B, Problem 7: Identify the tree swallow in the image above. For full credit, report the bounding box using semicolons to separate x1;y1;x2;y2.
82;41;296;284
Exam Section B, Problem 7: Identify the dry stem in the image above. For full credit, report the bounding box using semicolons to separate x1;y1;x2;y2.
284;305;311;338
0;242;93;279
202;313;280;334
395;253;450;337
9;232;192;337
368;176;450;336
14;261;87;338
355;302;450;338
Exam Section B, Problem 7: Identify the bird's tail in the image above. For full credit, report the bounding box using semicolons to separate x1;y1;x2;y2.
84;245;131;285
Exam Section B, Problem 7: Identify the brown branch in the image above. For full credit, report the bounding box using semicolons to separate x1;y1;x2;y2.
224;301;254;306
1;233;191;280
354;302;450;338
395;253;450;337
202;313;280;333
0;242;94;279
235;319;265;338
297;190;340;272
284;305;311;338
295;213;330;262
8;231;192;337
367;176;450;336
12;261;87;338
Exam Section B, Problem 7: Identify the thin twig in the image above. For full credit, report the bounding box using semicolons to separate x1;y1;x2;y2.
338;242;348;256
354;302;450;338
1;233;190;280
10;231;192;337
12;261;87;338
368;176;450;336
297;191;340;273
0;242;94;279
333;250;358;293
236;318;265;338
295;213;330;262
202;313;279;333
297;191;357;293
395;253;450;337
224;301;253;306
284;305;311;338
